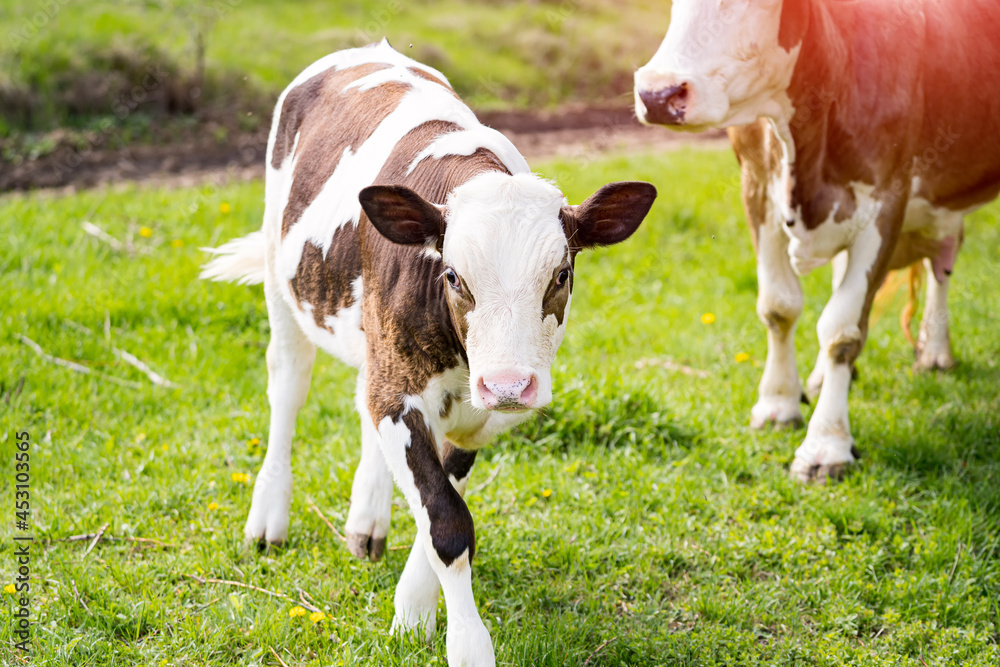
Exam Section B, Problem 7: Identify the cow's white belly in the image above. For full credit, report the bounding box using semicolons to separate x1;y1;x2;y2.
776;179;970;276
777;182;883;275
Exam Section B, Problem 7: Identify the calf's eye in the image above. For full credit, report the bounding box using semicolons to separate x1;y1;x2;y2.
444;268;461;291
555;268;570;287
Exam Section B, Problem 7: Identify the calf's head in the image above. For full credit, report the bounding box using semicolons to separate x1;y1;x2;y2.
634;0;806;130
360;173;656;412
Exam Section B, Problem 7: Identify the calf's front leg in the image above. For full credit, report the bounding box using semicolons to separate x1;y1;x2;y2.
392;444;477;642
376;406;493;667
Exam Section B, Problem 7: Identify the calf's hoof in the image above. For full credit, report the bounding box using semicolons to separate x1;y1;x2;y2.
790;436;860;484
750;396;805;430
243;471;292;547
447;618;495;667
391;605;437;644
347;532;387;561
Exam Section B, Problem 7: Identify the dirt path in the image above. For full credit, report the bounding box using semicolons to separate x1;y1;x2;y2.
1;106;727;194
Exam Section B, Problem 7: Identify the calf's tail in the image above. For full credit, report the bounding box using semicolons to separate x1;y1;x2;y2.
199;231;266;285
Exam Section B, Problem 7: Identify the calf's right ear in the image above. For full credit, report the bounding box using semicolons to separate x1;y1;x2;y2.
561;181;657;251
359;185;446;248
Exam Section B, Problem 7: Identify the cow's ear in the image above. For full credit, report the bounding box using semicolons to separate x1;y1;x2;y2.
359;185;446;247
778;0;810;51
560;181;657;251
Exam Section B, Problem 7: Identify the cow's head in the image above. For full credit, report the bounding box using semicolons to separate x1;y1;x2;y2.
634;0;807;130
360;173;656;412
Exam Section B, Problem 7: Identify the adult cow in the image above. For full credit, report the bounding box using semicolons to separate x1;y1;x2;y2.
634;0;1000;481
203;41;656;666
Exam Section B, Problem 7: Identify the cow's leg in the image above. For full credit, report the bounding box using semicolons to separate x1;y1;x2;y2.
806;250;849;398
750;215;806;429
245;284;316;545
915;256;956;371
392;445;477;642
791;204;900;483
376;408;493;666
344;372;393;561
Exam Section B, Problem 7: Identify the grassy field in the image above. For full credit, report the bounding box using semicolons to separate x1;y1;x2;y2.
1;147;999;665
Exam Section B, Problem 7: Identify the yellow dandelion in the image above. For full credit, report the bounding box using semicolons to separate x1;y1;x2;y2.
231;472;250;484
4;584;15;595
207;502;219;511
249;437;260;446
701;312;715;324
735;352;750;363
171;239;185;248
541;488;552;498
220;202;232;214
288;606;307;618
309;611;326;623
161;444;169;452
139;226;153;238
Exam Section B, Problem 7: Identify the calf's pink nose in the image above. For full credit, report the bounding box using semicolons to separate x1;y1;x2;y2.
478;372;538;410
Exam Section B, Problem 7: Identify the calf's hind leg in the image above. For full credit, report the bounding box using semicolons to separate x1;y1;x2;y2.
344;373;394;561
244;284;316;546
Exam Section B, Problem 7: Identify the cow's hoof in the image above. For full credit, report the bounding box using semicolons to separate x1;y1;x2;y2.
347;532;387;562
243;470;292;547
750;396;804;430
790;437;860;484
914;344;955;372
447;617;495;667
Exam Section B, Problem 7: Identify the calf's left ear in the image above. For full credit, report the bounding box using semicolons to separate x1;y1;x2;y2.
561;181;657;250
359;185;446;248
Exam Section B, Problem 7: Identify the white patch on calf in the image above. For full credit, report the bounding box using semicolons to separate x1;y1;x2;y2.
408;126;529;176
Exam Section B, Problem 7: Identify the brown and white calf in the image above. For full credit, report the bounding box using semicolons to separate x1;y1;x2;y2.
202;41;656;666
634;0;1000;481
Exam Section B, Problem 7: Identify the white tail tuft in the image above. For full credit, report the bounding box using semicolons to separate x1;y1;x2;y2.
200;231;266;285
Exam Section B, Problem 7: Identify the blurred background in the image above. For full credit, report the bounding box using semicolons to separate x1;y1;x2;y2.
0;0;671;190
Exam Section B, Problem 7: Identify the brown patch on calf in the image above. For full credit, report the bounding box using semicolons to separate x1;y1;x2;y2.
272;62;390;170
289;226;362;330
280;68;409;237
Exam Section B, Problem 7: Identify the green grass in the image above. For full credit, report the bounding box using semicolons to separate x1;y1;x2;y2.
2;147;999;665
0;0;668;136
